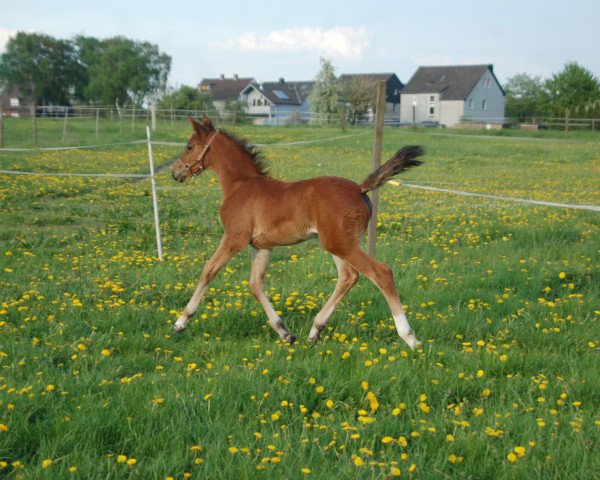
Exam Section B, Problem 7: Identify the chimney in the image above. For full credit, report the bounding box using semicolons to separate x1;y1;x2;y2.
233;73;238;79
279;77;285;84
220;74;225;79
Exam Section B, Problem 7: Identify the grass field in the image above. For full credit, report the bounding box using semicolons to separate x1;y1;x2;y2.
0;118;599;479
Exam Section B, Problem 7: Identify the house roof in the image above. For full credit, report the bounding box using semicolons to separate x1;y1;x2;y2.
199;77;255;102
401;65;502;100
242;80;314;105
339;73;400;84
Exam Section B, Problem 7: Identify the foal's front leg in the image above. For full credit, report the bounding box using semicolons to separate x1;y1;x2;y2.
174;235;244;333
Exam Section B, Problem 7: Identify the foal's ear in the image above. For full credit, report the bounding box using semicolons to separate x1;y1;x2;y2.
189;116;215;135
189;116;204;135
202;116;215;131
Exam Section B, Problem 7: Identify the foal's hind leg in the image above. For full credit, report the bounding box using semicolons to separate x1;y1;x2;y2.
343;248;420;350
250;248;296;344
308;255;358;344
174;234;245;333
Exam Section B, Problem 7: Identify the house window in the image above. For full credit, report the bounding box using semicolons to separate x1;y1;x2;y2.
429;95;435;102
429;106;435;116
469;99;474;109
10;98;20;107
200;84;210;92
482;100;488;110
483;78;491;88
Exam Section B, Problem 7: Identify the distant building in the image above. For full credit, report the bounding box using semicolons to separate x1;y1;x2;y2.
0;86;25;117
339;73;404;116
198;75;255;115
240;78;314;125
400;65;505;127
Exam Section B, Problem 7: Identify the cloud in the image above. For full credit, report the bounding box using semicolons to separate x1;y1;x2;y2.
215;26;371;59
0;28;19;53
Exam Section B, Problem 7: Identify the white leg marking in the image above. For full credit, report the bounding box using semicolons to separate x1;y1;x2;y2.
393;308;420;350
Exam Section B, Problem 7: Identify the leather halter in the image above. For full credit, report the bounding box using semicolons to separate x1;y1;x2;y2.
185;131;218;176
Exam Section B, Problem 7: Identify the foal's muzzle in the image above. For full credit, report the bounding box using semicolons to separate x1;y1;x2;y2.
172;164;188;183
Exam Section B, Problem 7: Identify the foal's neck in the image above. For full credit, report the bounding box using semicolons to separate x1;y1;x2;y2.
212;142;263;195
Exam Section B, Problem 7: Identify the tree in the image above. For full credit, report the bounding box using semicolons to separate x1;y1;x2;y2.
0;32;84;106
157;85;215;114
225;100;249;124
310;57;342;124
79;36;171;107
341;76;378;124
0;32;84;145
539;62;600;118
503;72;543;120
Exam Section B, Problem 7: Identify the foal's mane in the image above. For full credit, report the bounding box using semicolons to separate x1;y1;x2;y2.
219;128;270;176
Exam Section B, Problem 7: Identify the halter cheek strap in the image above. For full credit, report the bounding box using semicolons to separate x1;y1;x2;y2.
185;131;218;176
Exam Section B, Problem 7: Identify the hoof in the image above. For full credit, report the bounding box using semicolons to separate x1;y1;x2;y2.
173;321;187;334
406;336;421;351
306;336;319;346
284;334;296;345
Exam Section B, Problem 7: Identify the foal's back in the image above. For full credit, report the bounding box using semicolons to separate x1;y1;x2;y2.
222;175;371;251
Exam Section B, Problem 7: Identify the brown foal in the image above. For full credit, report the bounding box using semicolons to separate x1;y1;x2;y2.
171;117;424;349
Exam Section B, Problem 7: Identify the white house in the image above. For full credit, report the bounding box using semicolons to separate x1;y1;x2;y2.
240;79;313;125
400;65;505;127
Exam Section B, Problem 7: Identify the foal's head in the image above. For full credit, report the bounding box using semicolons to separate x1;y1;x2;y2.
172;117;218;183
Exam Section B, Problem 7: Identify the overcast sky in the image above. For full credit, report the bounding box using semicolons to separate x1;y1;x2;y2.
1;0;599;87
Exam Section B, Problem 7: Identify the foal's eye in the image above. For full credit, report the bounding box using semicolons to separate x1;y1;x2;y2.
186;145;193;151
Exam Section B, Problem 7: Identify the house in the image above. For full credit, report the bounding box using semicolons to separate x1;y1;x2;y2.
400;65;505;127
339;73;404;117
0;85;25;117
198;74;255;116
240;78;314;125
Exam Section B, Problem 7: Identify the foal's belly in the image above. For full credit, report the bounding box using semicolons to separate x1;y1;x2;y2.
250;227;318;249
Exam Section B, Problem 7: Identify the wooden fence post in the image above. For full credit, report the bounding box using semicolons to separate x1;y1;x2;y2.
367;80;387;257
0;102;4;148
95;108;100;140
30;102;38;147
62;108;68;144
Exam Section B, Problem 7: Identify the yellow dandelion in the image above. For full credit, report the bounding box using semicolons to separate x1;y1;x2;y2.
42;459;52;468
514;446;526;458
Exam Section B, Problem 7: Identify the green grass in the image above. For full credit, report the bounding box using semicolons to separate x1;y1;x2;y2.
0;119;599;479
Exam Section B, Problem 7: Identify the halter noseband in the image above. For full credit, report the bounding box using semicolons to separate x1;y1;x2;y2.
185;131;218;176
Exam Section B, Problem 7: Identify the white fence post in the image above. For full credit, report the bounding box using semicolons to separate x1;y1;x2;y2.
146;125;164;260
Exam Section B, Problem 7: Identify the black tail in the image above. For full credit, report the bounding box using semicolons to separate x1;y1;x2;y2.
359;145;424;193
